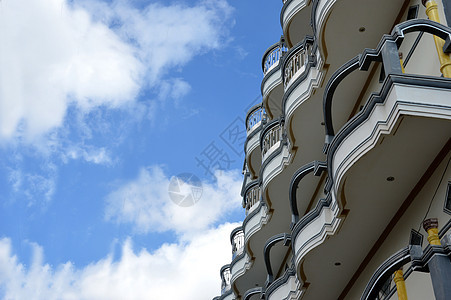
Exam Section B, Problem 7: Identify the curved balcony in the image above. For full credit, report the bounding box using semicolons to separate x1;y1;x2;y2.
281;0;313;48
230;227;253;290
265;267;303;300
243;201;270;247
294;20;451;299
262;39;288;76
291;194;342;275
259;118;292;193
281;38;325;163
282;36;315;90
324;20;451;196
261;119;283;162
261;39;287;120
243;180;261;216
242;181;271;253
246;104;266;134
230;227;245;261
245;104;265;178
230;250;252;292
220;264;232;295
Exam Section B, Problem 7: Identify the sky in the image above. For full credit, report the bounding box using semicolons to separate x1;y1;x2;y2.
0;0;283;299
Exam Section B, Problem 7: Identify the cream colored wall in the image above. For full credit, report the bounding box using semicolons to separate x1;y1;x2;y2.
400;0;441;77
346;150;451;299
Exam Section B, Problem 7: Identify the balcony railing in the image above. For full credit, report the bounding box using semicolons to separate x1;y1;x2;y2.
246;104;266;133
220;265;231;295
322;19;451;153
245;184;261;215
263;41;288;75
283;37;314;88
231;228;245;260
261;121;283;158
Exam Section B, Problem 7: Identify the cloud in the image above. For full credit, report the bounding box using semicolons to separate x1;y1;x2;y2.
62;145;113;166
0;222;238;300
105;166;243;235
158;79;192;103
81;0;234;84
0;0;234;140
0;0;142;140
7;163;57;207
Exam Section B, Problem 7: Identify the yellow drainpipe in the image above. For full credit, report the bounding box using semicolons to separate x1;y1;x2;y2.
393;269;408;300
422;0;451;77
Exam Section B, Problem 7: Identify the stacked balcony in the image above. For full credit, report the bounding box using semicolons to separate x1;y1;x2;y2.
231;228;245;260
261;39;286;120
245;105;265;178
215;2;451;300
261;120;283;161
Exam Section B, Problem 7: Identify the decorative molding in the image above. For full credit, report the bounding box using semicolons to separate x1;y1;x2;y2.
291;194;342;270
230;252;253;285
326;74;451;198
260;140;293;195
243;202;272;247
265;267;303;300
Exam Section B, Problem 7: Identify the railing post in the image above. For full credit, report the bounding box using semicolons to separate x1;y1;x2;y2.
393;269;408;300
422;0;451;77
382;40;403;75
423;218;451;300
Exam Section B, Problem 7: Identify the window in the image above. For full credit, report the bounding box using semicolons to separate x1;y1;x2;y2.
444;182;451;215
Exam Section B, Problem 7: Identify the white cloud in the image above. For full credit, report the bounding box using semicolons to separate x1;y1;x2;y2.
81;0;234;84
0;0;234;140
7;164;57;206
0;222;238;300
158;78;192;103
62;145;113;166
105;166;243;236
0;0;142;140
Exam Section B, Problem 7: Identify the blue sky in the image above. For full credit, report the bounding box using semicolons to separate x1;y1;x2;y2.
0;0;283;298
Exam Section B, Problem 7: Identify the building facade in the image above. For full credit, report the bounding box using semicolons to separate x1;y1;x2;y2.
213;0;451;299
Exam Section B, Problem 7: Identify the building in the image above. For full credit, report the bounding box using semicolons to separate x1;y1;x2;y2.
213;0;451;299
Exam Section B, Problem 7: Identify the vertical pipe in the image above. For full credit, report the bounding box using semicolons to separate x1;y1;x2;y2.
422;0;451;77
394;269;408;300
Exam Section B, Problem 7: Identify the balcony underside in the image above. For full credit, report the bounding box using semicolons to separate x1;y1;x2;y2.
316;0;406;65
282;0;313;48
262;67;284;120
231;251;269;300
245;128;262;179
295;78;451;299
